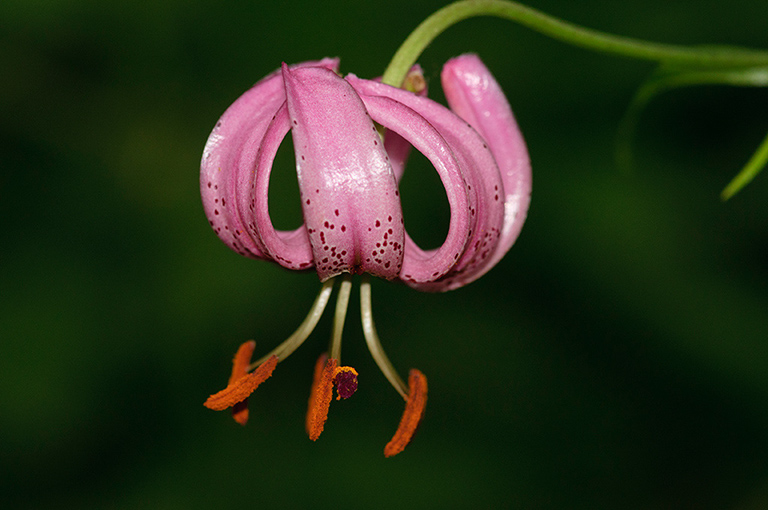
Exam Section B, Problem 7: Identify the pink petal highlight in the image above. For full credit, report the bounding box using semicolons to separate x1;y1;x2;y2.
442;54;532;275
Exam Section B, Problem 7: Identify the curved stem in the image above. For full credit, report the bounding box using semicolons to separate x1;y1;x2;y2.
382;0;768;86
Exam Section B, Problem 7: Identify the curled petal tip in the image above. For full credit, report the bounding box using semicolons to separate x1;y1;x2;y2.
442;54;532;278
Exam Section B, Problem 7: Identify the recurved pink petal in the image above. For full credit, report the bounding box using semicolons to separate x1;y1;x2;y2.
245;103;315;270
200;59;338;267
282;64;405;281
441;54;531;275
380;65;428;184
347;75;505;291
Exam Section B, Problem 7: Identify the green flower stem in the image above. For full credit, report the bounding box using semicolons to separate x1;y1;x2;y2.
617;66;768;173
381;0;768;87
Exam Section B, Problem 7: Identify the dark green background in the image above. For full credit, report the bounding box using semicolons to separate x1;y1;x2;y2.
2;0;767;508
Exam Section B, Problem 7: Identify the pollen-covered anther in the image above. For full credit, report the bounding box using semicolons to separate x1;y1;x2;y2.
384;369;428;458
403;67;426;95
229;340;256;425
306;355;338;441
333;366;359;400
204;354;278;412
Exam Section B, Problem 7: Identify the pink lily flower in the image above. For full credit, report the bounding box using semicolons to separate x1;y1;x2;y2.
201;54;531;456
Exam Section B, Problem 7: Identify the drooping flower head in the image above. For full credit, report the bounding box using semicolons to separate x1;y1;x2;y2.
201;54;531;456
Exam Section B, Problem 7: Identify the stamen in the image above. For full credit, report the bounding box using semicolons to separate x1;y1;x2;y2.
306;355;338;441
204;355;278;411
329;273;353;362
229;340;256;425
249;278;335;369
305;353;328;435
384;369;428;458
403;68;426;94
231;400;250;425
360;275;408;399
333;366;359;400
229;340;256;384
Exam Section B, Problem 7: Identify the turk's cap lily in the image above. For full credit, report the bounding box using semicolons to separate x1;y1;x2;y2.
201;54;531;292
201;55;530;456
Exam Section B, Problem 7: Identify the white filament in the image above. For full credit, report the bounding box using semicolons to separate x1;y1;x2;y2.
329;274;353;362
250;278;335;369
360;275;408;400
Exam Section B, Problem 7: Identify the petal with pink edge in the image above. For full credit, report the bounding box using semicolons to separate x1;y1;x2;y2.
200;58;339;264
347;74;506;291
442;54;532;274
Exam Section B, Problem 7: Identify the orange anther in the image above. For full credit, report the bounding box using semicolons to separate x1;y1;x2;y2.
306;355;338;441
204;354;278;411
384;369;427;457
229;341;256;385
228;340;256;425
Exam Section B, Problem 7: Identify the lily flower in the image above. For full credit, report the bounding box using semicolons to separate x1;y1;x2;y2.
200;54;531;456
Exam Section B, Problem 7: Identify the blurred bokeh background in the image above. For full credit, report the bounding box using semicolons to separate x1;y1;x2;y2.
2;0;767;508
